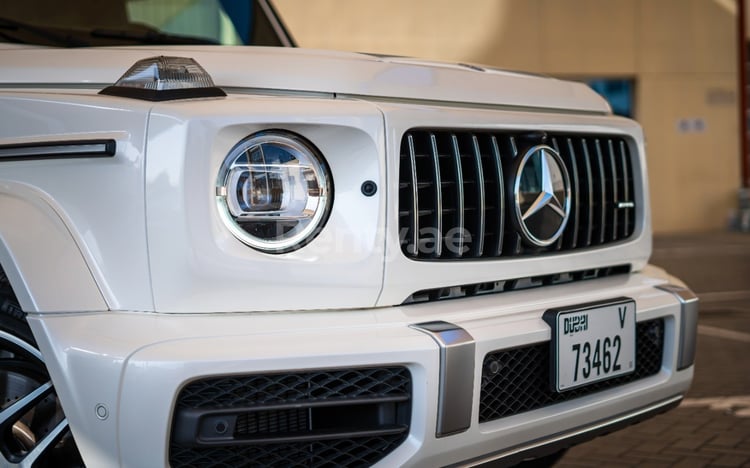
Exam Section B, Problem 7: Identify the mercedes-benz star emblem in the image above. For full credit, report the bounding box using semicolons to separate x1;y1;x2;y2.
513;145;571;247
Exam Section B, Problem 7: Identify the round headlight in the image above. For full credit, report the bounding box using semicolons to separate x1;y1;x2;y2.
216;131;332;253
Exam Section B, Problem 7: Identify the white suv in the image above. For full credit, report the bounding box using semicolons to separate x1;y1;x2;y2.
0;1;698;467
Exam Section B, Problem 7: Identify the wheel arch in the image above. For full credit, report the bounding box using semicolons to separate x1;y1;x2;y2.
0;182;108;313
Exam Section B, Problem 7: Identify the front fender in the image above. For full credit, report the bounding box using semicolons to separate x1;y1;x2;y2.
0;181;107;312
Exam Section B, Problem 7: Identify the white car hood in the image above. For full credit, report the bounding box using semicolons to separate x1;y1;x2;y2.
0;45;610;113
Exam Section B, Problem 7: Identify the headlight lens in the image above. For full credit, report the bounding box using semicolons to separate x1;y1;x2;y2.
216;131;332;253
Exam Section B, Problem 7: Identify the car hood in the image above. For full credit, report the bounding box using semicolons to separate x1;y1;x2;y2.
0;45;610;113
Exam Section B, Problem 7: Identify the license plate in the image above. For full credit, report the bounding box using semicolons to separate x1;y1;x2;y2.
544;298;636;392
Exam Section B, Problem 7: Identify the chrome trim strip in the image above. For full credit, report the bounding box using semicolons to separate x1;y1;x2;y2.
471;135;486;257
608;139;619;240
455;395;684;467
407;134;420;256
580;138;594;246
656;284;700;370
410;321;475;437
593;139;607;244
451;135;465;257
490;136;504;256
549;137;563;250
562;137;580;248
509;136;518;158
619;140;631;235
429;133;443;257
0;139;115;161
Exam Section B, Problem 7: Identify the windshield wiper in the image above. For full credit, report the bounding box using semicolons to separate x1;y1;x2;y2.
90;28;218;45
0;17;89;47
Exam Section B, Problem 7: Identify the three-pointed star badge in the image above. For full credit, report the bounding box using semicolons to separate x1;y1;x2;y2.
521;149;567;221
513;144;571;247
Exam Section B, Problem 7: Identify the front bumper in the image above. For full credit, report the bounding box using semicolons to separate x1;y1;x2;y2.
28;269;697;468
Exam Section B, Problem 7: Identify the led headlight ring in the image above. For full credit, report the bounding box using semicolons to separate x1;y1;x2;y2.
216;131;332;253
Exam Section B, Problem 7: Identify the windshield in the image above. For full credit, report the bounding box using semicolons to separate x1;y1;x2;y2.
0;0;294;47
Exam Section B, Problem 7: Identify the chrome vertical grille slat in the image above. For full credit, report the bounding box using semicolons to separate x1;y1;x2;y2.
450;135;465;257
489;136;505;256
429;133;443;258
399;130;637;260
471;135;486;257
607;139;619;241
593;139;607;245
503;136;523;256
559;137;580;249
579;139;595;247
619;140;633;238
407;135;419;255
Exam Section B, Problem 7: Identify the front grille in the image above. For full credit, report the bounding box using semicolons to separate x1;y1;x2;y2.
170;367;411;468
479;318;664;423
398;130;636;260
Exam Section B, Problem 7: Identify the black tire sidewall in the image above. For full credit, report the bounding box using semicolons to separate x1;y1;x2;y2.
0;294;36;347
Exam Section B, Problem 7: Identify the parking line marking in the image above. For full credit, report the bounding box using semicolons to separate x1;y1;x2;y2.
698;325;750;343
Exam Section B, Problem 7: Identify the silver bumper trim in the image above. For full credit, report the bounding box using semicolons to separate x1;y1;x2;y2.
656;284;699;370
455;395;684;467
411;321;475;437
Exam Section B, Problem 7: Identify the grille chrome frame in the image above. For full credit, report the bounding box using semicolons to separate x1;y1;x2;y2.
398;130;637;260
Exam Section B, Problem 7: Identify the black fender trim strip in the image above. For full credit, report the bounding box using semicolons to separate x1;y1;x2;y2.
0;139;116;161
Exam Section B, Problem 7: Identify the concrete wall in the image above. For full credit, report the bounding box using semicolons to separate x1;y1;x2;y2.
275;0;741;233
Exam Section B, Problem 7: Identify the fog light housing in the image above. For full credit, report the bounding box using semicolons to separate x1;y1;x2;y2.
216;131;332;253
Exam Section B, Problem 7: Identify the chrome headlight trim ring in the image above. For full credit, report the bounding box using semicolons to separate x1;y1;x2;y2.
216;130;333;254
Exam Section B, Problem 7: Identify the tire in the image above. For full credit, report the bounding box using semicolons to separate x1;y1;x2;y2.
0;269;83;467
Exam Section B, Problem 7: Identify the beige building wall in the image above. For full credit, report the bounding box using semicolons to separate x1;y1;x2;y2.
275;0;742;233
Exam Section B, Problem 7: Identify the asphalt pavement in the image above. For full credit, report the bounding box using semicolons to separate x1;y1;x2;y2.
556;232;750;467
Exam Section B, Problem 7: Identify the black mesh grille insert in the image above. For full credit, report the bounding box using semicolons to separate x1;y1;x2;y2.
170;367;411;468
176;367;411;409
169;436;406;468
234;408;309;437
398;130;636;260
479;318;664;423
